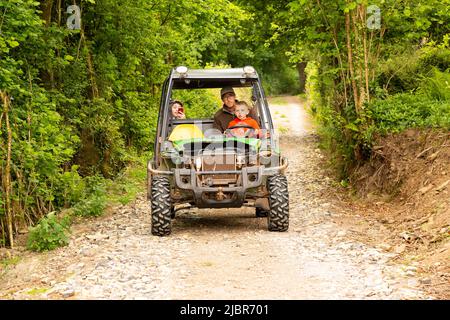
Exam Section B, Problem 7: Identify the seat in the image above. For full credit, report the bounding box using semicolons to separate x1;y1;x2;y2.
168;123;205;141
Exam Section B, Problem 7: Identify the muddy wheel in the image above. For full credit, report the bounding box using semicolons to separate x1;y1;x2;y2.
151;176;172;236
255;207;269;218
267;174;289;232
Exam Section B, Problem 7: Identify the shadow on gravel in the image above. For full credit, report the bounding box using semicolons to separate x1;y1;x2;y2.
173;209;266;233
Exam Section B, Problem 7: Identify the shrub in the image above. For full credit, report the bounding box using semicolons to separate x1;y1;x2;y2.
368;93;450;133
54;165;85;208
418;46;450;74
27;212;71;252
73;175;107;217
73;194;107;217
377;45;450;95
420;68;450;101
377;50;422;94
261;65;300;96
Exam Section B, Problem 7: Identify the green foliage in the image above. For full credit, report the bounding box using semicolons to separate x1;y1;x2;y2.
73;195;107;218
54;166;86;208
107;159;147;205
261;65;300;96
314;108;357;178
172;89;221;119
419;45;450;73
224;0;301;95
73;175;107;217
368;93;450;133
305;62;323;117
420;69;450;101
370;52;450;134
378;46;450;95
26;213;71;252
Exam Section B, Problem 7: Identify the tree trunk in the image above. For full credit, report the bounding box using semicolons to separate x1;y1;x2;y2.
361;6;370;104
84;43;99;99
1;91;14;248
80;31;99;99
57;0;62;26
296;62;307;94
40;0;54;27
345;10;360;113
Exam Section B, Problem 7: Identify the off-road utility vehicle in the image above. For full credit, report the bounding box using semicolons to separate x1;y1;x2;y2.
148;66;289;236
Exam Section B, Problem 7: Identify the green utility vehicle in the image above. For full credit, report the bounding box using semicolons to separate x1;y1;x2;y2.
148;66;289;236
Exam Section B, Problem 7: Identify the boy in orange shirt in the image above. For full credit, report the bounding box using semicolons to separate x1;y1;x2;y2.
226;101;261;138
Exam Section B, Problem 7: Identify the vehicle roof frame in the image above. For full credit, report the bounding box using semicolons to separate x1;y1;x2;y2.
155;67;275;162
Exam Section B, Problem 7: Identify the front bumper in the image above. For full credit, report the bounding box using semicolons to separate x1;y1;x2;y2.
147;157;288;207
176;166;263;207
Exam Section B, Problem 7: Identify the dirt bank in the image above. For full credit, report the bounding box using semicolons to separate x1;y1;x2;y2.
336;129;449;299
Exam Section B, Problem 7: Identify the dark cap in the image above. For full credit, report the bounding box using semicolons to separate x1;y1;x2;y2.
220;87;235;99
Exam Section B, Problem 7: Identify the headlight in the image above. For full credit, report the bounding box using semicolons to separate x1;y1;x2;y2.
243;66;256;75
176;65;188;76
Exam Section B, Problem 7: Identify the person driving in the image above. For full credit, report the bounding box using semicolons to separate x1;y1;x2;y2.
213;87;259;133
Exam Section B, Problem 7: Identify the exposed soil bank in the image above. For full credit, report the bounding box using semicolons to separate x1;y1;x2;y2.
336;129;449;299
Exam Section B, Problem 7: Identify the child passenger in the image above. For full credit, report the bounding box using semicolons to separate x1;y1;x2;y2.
226;101;261;138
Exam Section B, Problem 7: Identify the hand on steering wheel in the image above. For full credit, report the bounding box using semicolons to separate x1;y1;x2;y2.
225;124;257;138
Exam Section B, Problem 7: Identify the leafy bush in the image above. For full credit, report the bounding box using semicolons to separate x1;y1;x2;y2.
377;51;422;94
370;47;450;136
418;45;450;74
27;213;71;252
420;69;450;101
377;45;450;95
73;175;107;217
73;195;107;217
54;165;85;208
367;93;450;133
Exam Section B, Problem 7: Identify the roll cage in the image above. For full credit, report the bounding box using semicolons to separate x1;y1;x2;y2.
153;67;275;164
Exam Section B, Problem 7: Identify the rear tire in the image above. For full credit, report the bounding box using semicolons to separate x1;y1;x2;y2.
151;176;172;236
267;174;289;232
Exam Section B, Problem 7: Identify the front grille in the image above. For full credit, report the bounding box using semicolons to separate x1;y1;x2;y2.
201;152;236;185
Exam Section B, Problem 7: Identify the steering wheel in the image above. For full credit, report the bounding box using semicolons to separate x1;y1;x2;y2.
225;124;257;138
